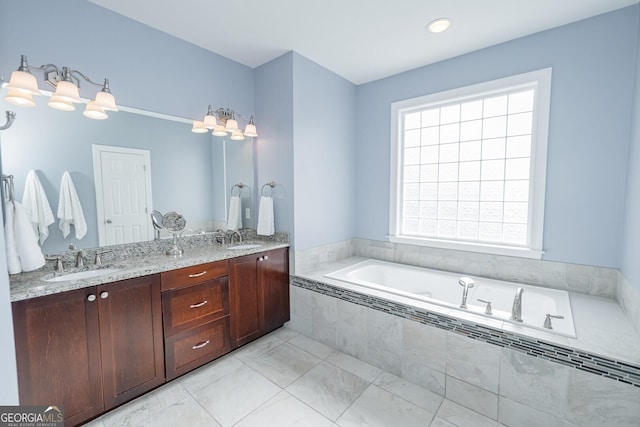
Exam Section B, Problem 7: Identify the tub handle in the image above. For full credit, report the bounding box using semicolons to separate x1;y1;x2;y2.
544;314;565;330
477;298;492;315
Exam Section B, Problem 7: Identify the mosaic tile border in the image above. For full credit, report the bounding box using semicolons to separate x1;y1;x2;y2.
291;275;640;388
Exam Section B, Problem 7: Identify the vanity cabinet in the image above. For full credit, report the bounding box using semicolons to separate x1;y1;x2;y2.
12;274;165;426
160;261;231;380
229;248;290;348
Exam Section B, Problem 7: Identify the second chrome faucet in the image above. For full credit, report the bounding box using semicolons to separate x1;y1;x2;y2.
510;287;524;322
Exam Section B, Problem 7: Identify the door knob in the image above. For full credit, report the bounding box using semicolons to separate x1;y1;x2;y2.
100;291;109;299
106;219;112;224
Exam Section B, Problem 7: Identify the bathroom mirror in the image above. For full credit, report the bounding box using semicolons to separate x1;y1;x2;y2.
0;87;255;254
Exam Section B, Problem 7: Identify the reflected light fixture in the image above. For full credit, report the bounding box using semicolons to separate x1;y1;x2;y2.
3;54;118;120
191;105;258;139
427;18;451;34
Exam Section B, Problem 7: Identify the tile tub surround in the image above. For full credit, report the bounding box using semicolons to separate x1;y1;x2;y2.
288;282;640;427
9;230;289;302
295;237;640;337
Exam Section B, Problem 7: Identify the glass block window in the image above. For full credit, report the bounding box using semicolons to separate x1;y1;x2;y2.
390;69;551;257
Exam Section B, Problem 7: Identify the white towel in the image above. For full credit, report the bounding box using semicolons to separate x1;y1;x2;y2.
57;171;87;239
227;195;242;231
22;170;54;245
257;196;275;236
4;200;45;274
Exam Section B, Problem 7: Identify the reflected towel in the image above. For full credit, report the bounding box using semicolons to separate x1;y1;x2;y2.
5;200;45;274
257;196;274;236
58;171;87;239
22;170;54;245
227;195;242;231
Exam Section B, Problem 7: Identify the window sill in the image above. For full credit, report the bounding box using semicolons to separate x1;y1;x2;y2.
388;235;544;260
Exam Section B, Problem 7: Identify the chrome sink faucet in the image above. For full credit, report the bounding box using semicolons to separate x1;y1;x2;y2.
229;230;243;245
458;277;475;309
510;287;524;322
69;244;86;268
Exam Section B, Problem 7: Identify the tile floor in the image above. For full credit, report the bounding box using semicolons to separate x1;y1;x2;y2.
83;327;506;427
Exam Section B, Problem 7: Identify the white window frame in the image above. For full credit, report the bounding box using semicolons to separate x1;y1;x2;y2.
389;68;552;259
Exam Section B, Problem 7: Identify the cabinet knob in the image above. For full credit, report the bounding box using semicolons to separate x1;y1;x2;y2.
264;256;268;261
100;291;109;299
106;219;112;224
258;257;263;262
87;294;96;302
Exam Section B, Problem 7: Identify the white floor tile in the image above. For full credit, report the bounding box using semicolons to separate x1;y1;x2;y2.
235;391;333;427
192;363;280;426
435;400;504;427
234;334;286;362
326;351;382;382
336;384;435;427
244;342;322;387
289;334;336;359
374;372;444;414
138;396;220;427
286;361;369;420
177;354;244;394
272;325;300;342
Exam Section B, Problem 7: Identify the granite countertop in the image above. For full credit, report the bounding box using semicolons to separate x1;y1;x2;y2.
10;241;289;302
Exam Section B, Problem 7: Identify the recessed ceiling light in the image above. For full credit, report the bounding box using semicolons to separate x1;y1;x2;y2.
427;18;451;34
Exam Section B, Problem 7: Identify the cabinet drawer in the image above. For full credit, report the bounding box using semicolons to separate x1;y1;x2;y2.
162;277;229;336
164;317;230;380
161;261;228;291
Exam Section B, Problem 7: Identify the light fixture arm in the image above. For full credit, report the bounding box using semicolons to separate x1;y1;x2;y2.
0;111;16;131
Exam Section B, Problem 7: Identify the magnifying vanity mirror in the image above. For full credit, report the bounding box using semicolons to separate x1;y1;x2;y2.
0;87;255;254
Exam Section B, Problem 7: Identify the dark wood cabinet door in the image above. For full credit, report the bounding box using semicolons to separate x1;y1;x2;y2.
97;274;165;410
12;288;103;426
260;248;290;332
228;255;263;348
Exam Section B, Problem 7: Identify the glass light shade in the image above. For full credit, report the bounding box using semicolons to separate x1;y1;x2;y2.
7;70;41;95
244;123;258;138
203;114;217;129
212;125;227;136
225;118;239;133
48;95;76;111
191;120;208;133
83;101;108;120
230;129;245;141
4;88;36;107
53;80;81;103
94;91;118;111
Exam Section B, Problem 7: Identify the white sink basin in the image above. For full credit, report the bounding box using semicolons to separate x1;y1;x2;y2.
227;244;263;250
41;267;124;283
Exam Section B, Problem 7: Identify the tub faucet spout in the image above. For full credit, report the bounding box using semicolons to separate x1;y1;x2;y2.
458;277;475;309
510;287;524;322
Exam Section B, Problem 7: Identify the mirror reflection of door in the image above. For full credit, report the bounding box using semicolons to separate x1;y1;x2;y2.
92;145;153;246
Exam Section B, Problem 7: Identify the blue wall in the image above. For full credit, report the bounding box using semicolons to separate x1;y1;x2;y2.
292;53;357;250
622;5;640;291
255;53;295;240
355;6;639;268
0;0;254;120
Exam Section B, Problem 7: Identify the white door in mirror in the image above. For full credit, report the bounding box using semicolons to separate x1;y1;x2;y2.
93;145;153;246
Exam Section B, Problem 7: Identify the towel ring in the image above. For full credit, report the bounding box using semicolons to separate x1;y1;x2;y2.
261;181;275;197
231;182;249;197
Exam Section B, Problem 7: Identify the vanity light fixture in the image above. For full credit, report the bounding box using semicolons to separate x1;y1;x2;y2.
3;55;118;120
191;105;258;139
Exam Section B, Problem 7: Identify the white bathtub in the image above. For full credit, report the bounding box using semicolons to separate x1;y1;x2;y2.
325;259;576;338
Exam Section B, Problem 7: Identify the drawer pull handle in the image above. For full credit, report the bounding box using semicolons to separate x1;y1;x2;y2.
190;300;208;309
192;340;210;350
188;271;207;278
